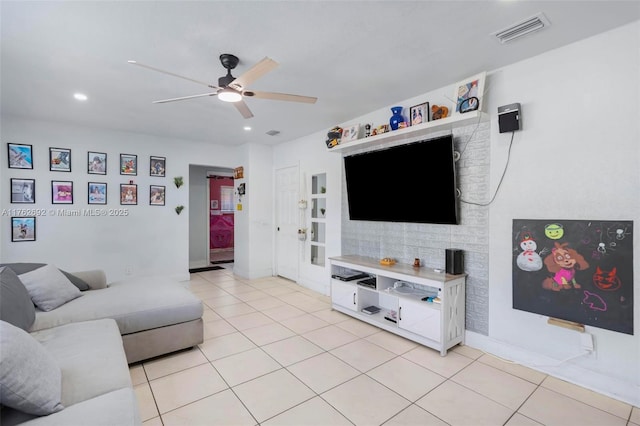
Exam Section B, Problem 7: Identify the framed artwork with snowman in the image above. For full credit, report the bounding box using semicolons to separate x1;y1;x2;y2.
452;72;485;116
512;219;633;335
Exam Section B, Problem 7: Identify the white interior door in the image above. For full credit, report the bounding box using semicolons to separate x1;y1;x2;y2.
275;166;299;281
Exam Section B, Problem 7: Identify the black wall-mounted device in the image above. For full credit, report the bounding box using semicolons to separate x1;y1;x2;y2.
445;249;464;275
498;103;521;133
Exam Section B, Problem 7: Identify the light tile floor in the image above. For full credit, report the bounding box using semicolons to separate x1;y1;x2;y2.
130;268;640;426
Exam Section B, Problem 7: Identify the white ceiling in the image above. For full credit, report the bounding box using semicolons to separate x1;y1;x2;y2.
2;1;639;146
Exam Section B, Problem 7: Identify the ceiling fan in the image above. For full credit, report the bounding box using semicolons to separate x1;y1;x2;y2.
128;54;317;119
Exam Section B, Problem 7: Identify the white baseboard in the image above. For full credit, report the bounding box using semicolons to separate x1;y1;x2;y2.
465;331;640;407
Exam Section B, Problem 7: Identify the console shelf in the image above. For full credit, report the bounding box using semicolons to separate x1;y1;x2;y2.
330;255;466;356
328;110;488;154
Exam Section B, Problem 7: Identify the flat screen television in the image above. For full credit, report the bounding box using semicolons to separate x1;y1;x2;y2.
343;134;459;224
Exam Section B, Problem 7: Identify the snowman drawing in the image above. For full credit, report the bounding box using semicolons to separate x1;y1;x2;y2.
517;232;544;272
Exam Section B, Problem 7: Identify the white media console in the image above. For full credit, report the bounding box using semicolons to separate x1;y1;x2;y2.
330;255;466;356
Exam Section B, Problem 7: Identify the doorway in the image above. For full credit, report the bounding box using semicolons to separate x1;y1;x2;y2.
208;174;234;264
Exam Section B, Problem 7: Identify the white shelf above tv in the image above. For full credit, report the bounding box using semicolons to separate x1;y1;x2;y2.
327;110;489;154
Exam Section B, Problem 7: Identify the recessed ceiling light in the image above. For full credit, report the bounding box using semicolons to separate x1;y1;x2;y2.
243;126;252;131
73;93;88;101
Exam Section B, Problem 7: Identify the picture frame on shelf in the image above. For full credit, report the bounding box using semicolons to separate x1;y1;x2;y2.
341;124;360;143
453;72;486;115
7;143;33;169
150;156;166;177
120;154;137;175
88;182;107;205
150;185;165;206
409;102;429;126
11;217;36;242
49;147;71;172
88;151;107;175
51;180;73;204
120;183;137;205
10;178;35;203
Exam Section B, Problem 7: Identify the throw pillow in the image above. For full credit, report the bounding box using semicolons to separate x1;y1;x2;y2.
0;263;90;291
0;267;36;331
18;264;82;312
0;320;64;415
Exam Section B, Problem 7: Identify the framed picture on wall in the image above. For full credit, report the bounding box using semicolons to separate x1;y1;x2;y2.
120;184;137;205
88;182;107;205
120;154;137;175
7;143;33;169
150;185;165;206
49;147;71;172
150;156;166;177
51;180;73;204
341;124;360;143
210;200;219;210
10;178;35;203
453;72;486;115
88;151;107;175
11;217;36;242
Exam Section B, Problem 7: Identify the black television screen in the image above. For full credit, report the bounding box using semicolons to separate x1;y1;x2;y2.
344;135;459;224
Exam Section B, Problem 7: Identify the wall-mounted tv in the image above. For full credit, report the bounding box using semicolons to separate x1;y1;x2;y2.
343;134;459;224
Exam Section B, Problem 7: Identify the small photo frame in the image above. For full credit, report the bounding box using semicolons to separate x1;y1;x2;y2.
409;103;429;126
52;180;73;204
88;151;107;175
49;147;71;172
150;185;166;206
11;217;36;242
120;184;137;205
210;200;219;210
120;154;137;175
10;178;35;203
88;182;107;205
8;143;33;169
150;156;166;177
341;124;360;143
453;72;486;115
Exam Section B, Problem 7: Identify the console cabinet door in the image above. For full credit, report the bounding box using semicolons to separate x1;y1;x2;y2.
331;281;357;312
398;299;441;342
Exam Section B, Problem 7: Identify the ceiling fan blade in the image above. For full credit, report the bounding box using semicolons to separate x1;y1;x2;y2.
152;93;218;104
228;57;278;91
128;60;220;89
248;90;317;104
233;100;254;119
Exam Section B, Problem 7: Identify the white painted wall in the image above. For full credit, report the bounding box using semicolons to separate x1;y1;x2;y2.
0;117;240;282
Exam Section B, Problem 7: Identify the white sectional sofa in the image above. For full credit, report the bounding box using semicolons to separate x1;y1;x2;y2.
0;263;203;425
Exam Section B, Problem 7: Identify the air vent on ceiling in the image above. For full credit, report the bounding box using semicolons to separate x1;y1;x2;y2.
266;130;280;136
493;12;551;44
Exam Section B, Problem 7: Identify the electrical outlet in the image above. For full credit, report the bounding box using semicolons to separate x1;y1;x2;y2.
580;332;594;352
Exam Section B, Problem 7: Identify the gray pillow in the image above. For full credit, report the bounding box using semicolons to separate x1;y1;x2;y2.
0;320;64;415
0;267;35;331
0;263;90;291
18;264;82;312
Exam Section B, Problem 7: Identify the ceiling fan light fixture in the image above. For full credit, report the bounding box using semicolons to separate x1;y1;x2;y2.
218;88;242;103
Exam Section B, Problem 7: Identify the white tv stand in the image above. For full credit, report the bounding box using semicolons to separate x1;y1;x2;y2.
330;255;466;356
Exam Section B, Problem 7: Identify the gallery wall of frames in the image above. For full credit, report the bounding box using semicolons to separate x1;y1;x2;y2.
7;142;167;242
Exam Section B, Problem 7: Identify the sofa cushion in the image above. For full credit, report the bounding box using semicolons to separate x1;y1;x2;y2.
31;276;203;335
0;263;90;291
0;266;36;331
0;321;64;416
18;264;82;312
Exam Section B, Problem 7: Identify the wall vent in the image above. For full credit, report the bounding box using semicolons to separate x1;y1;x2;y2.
493;13;551;44
266;130;280;136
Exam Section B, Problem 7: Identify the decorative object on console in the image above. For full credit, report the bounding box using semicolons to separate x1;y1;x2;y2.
380;257;396;266
11;217;36;242
49;147;71;172
326;126;343;148
431;104;449;120
8;143;33;169
453;71;486;116
413;258;421;267
341;124;360;143
173;176;184;188
409;102;429;126
389;106;405;130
